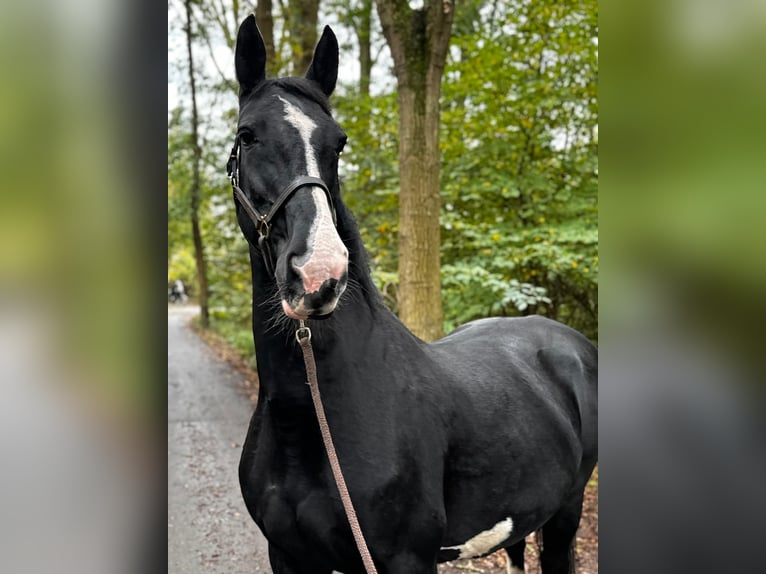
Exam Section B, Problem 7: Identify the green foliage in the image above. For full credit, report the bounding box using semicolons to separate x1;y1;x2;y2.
168;100;254;328
197;133;254;336
436;0;598;339
168;108;192;265
441;260;551;333
168;247;197;291
209;311;257;366
333;90;401;286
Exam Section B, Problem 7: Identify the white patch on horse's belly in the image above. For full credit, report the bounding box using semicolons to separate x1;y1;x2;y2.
441;517;514;559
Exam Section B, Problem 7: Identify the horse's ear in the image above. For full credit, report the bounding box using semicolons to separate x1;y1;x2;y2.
235;14;267;96
305;26;338;96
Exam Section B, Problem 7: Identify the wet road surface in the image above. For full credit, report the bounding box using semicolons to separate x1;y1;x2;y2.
168;306;270;573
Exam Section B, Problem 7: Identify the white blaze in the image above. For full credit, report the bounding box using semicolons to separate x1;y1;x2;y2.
278;95;320;176
277;95;347;295
441;517;514;559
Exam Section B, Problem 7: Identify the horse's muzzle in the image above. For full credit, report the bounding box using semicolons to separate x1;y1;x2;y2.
282;274;347;320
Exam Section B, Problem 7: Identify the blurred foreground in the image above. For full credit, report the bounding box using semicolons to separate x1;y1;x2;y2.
0;1;164;572
600;0;766;572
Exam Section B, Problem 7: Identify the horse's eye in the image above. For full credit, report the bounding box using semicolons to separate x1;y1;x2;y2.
336;135;347;155
239;131;257;146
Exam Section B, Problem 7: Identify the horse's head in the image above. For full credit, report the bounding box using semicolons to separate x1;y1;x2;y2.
232;15;348;320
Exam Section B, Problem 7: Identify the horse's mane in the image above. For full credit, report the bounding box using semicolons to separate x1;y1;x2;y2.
245;77;332;116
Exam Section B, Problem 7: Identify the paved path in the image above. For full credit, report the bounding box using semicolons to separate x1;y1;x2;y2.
168;306;270;573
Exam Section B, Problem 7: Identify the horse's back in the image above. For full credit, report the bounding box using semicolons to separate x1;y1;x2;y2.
440;314;595;362
434;315;597;458
436;314;595;392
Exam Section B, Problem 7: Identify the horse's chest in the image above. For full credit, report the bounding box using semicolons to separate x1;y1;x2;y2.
258;480;351;562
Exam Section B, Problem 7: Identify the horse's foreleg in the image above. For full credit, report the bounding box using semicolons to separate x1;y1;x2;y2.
539;493;584;574
267;543;332;574
379;552;437;574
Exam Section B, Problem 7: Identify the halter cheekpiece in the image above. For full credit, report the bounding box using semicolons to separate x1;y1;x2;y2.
226;137;338;275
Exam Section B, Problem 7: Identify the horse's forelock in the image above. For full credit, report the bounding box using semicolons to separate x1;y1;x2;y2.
240;77;332;117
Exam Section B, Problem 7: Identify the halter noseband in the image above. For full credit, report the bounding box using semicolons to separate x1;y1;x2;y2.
226;138;338;276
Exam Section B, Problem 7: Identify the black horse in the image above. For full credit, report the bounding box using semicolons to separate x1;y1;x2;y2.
232;15;597;574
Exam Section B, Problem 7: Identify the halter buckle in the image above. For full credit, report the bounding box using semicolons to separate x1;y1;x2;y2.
295;320;311;343
256;219;271;239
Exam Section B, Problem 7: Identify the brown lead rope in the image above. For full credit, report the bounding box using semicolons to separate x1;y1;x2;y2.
295;322;379;574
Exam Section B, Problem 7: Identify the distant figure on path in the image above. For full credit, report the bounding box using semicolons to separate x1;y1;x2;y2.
169;279;188;304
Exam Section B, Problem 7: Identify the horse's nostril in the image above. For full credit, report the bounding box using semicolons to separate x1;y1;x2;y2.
314;279;336;301
301;278;343;313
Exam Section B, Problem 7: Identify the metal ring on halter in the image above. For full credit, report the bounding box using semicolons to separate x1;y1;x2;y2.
295;321;311;343
256;219;271;239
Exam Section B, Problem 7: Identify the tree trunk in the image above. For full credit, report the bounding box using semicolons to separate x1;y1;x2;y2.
255;0;279;76
184;0;210;327
376;0;454;341
287;0;319;74
358;0;373;97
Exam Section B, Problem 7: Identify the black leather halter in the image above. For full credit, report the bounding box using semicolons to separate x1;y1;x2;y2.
226;138;338;276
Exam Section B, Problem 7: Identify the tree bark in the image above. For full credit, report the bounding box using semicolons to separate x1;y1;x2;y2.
357;0;373;97
376;0;454;341
184;0;210;327
287;0;319;74
255;0;279;76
